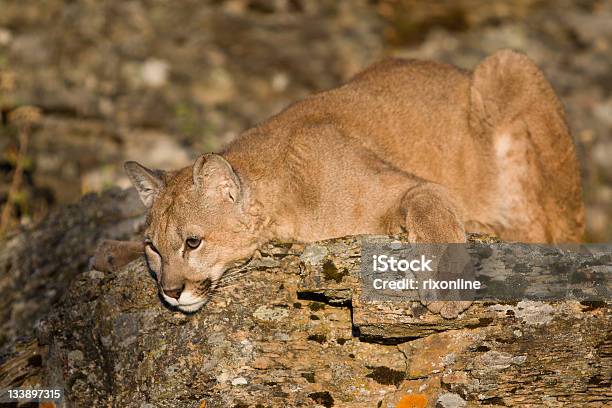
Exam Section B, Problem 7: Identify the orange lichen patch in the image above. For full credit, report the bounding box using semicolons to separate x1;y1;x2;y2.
396;394;427;408
39;403;56;408
198;401;206;408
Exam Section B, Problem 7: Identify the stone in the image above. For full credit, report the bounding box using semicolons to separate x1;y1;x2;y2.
231;377;248;386
140;59;169;88
436;392;467;408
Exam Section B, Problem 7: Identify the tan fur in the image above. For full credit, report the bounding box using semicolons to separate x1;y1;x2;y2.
123;50;584;314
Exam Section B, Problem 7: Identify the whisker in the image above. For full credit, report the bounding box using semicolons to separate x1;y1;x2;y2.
221;269;249;278
215;278;242;289
201;261;260;304
218;269;251;282
219;271;247;280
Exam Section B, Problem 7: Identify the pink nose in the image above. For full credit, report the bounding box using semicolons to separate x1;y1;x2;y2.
163;285;184;300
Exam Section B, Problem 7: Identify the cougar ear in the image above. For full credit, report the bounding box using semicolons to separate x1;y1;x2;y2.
192;154;241;203
124;161;165;208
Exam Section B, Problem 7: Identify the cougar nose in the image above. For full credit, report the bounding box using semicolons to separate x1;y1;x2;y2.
163;285;184;300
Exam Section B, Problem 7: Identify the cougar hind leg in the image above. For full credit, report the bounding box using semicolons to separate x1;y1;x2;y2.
470;49;584;243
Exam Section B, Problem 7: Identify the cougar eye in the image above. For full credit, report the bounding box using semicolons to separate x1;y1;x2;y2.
186;237;202;249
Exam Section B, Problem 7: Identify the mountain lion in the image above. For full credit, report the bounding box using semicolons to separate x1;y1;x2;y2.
94;50;584;317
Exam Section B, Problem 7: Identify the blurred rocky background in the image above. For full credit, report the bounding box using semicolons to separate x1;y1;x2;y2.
0;0;611;239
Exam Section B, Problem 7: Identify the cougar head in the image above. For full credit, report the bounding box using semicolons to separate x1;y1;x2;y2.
125;154;261;312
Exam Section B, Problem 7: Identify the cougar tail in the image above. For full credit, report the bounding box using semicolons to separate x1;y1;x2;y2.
469;49;584;242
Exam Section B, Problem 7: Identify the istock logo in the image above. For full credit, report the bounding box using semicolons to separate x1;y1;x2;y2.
372;254;433;272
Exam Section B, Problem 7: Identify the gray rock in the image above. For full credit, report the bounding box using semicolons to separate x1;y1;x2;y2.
231;377;248;386
436;393;467;408
300;244;329;265
67;350;84;365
